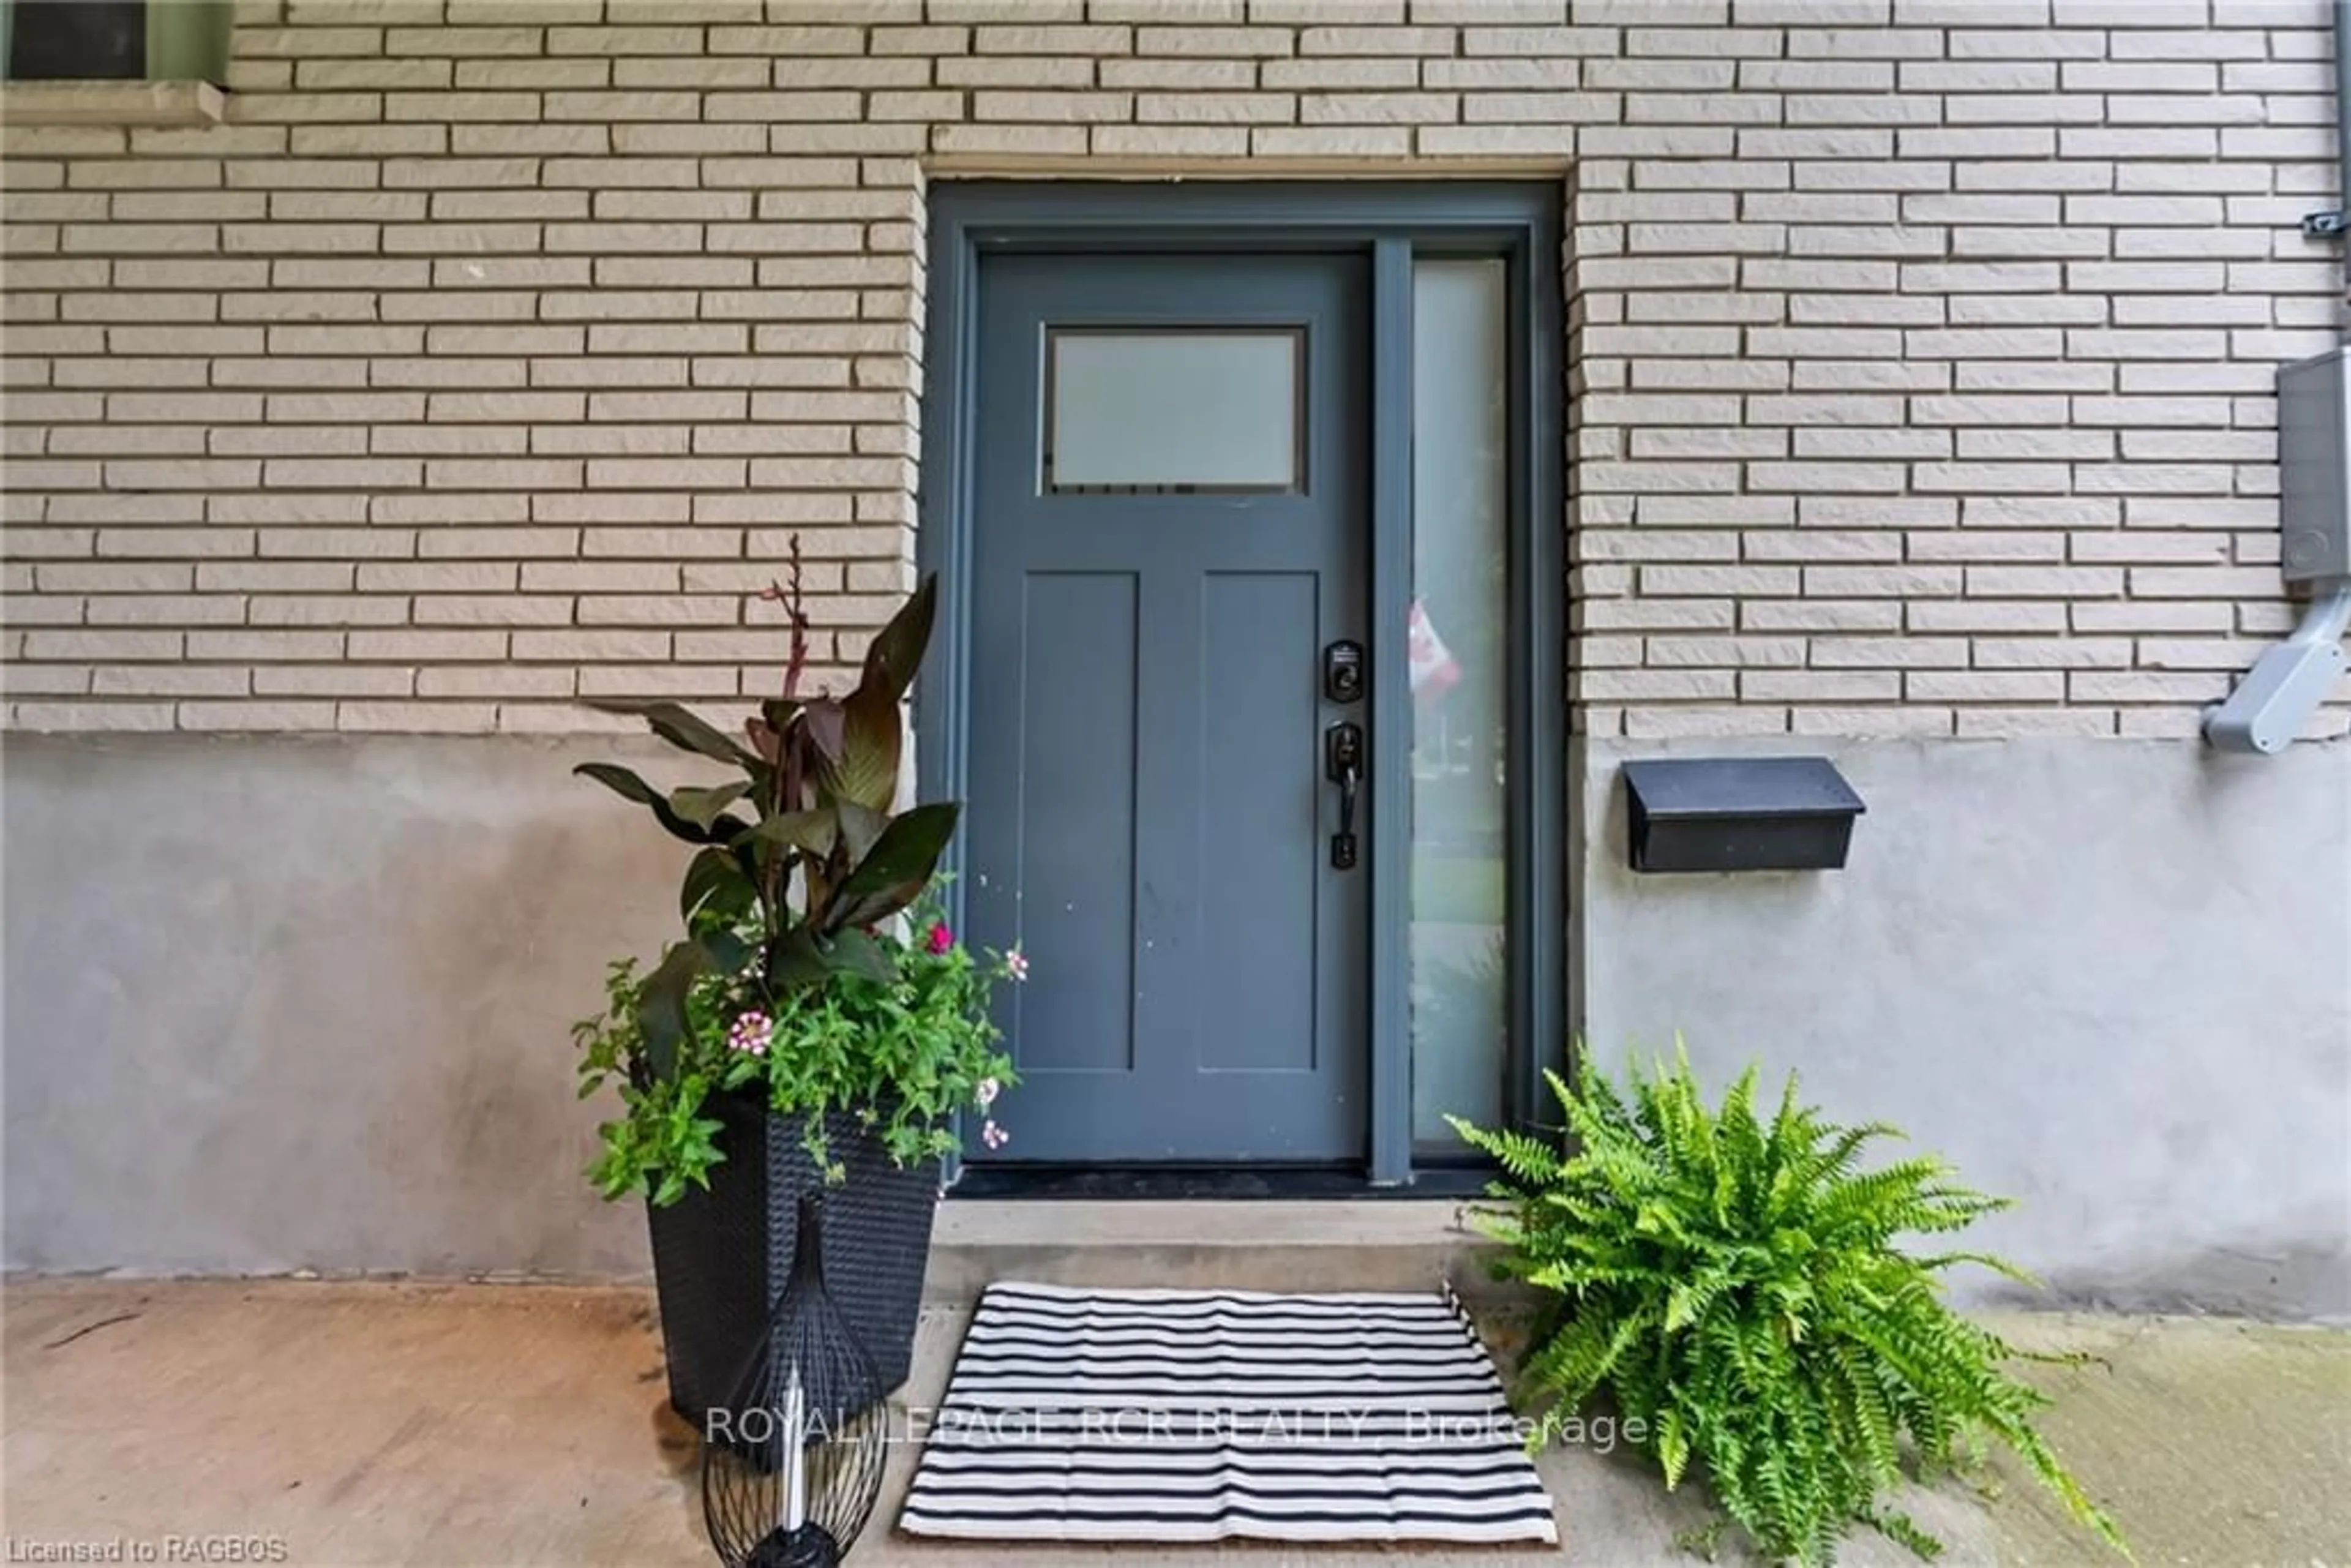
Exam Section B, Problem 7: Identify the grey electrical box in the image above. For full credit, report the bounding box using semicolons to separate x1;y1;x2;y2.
2276;348;2351;583
1622;757;1865;874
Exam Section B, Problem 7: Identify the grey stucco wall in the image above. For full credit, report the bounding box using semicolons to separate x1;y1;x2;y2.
2;734;677;1278
1573;735;2351;1324
7;732;2347;1321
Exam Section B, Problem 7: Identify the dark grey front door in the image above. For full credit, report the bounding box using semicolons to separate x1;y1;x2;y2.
964;251;1370;1164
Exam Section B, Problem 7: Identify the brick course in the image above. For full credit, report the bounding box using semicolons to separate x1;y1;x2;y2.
1;0;2342;737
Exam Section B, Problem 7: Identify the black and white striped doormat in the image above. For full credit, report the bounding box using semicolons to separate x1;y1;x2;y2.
897;1281;1559;1545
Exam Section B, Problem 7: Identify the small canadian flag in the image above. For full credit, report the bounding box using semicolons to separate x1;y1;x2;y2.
1408;598;1461;703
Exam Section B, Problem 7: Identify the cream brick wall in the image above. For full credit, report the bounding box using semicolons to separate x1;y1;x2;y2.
1;0;2341;738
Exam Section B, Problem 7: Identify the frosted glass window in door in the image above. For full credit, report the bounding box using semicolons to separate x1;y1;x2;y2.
1409;258;1510;1147
1045;328;1303;493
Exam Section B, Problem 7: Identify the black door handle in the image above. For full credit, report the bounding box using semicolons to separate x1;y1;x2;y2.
1325;722;1362;870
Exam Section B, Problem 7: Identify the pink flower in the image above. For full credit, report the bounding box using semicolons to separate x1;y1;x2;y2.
1004;948;1029;982
726;1011;772;1057
926;923;954;956
975;1078;1000;1109
981;1119;1009;1150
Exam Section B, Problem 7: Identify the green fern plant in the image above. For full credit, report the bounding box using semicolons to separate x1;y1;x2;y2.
1449;1046;2128;1567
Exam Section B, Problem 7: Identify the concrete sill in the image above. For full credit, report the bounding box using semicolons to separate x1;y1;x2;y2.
0;81;225;127
926;1198;1528;1305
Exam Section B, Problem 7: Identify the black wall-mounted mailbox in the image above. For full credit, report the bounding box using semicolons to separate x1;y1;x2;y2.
1622;757;1865;874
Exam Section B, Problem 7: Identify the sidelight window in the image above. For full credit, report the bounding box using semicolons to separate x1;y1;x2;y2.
1408;259;1512;1148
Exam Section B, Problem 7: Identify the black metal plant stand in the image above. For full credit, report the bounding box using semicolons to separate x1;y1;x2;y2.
700;1196;888;1568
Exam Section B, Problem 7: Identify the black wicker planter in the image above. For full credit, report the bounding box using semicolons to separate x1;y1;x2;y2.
645;1091;939;1431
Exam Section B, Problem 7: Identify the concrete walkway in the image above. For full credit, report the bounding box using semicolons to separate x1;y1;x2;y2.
5;1280;2344;1566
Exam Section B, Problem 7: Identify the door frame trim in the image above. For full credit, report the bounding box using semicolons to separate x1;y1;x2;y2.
918;180;1565;1189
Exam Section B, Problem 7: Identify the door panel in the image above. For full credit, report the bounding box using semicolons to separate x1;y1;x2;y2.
966;251;1370;1164
1198;570;1320;1074
1007;571;1138;1074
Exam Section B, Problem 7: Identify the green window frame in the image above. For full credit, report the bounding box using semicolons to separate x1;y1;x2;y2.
0;0;232;86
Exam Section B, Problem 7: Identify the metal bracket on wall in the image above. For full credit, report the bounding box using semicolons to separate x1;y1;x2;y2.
2203;581;2351;754
2303;209;2349;238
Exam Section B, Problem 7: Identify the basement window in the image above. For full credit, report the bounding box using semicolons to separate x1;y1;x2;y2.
0;0;231;126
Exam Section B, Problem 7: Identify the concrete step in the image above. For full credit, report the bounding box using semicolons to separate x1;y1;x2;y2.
926;1198;1527;1304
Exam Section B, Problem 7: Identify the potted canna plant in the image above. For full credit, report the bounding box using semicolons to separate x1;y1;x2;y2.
569;550;1018;1427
